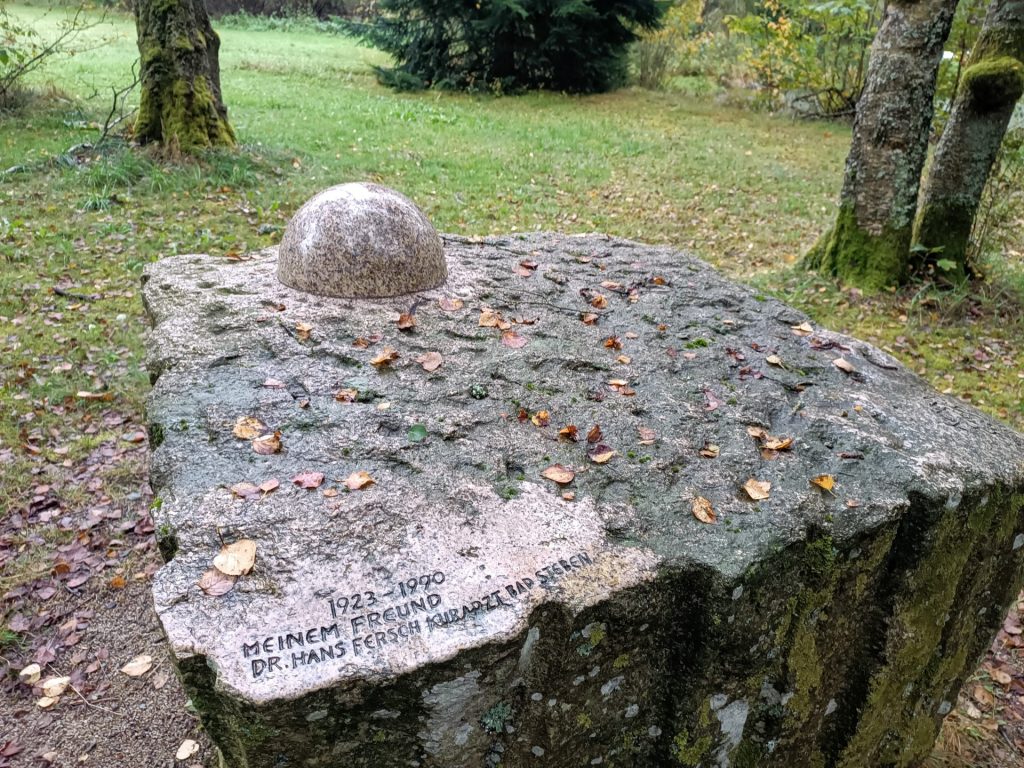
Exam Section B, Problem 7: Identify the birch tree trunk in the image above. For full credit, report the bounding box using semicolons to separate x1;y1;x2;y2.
134;0;235;150
805;0;959;290
914;0;1024;279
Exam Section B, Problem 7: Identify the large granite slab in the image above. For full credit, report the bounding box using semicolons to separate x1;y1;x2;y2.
143;233;1024;768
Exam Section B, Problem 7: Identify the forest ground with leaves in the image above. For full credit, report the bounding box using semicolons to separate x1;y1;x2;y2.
1;4;1023;767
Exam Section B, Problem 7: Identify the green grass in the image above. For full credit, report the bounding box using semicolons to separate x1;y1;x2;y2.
0;0;1022;506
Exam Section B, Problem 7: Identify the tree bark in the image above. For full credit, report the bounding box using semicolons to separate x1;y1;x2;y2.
134;0;235;150
804;0;959;291
914;0;1024;279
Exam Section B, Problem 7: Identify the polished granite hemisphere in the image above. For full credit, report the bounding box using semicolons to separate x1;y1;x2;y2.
143;233;1024;768
276;182;446;299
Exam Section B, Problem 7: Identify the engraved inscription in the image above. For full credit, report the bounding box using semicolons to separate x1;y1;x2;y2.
239;551;595;680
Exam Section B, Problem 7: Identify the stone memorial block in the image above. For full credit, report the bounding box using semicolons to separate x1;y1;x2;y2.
144;220;1024;767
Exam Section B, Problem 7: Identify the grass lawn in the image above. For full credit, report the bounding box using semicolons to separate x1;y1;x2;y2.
1;3;1023;765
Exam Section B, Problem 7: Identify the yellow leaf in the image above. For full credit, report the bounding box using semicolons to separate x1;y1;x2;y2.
344;471;375;490
810;474;836;493
692;496;716;524
370;348;399;367
588;444;615;464
213;539;256;576
397;312;416;330
743;478;771;501
232;416;268;440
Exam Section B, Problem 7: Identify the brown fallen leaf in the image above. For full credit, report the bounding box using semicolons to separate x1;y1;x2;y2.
198;568;236;596
638;426;656;445
743;479;771;501
397;312;416;330
323;487;339;498
258;478;280;493
562;491;576;501
558;424;579;442
501;331;528;349
214;539;257;576
832;357;856;374
541;464;575;485
232;416;268;440
692;496;716;524
810;474;836;493
791;322;814;337
36;696;58;709
603;336;623;350
18;663;41;685
438;297;464;312
370;348;399;367
700;443;720;459
252;430;282;455
746;426;768;440
587;424;603;443
344;471;375;490
590;294;609;309
120;655;153;678
109;574;127;590
600;280;622;290
335;388;359;403
581;313;599;325
295;322;313;341
416;351;443;372
845;498;861;509
765;354;784;367
292;471;325;489
531;410;550;427
990;669;1012;686
972;684;994;708
588;444;616;464
231;482;260;499
479;308;502;327
764;436;793;451
616;354;632;364
651;276;667;286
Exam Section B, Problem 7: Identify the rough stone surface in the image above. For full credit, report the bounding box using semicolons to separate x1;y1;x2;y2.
143;233;1024;768
277;183;446;298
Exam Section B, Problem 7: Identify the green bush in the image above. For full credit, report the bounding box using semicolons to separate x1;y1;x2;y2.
353;0;666;94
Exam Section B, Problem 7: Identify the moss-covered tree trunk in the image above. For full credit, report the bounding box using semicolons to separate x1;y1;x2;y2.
804;0;958;291
134;0;235;149
913;0;1024;279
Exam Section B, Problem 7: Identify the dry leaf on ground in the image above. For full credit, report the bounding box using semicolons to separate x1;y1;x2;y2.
810;474;836;492
232;416;267;440
344;471;375;490
416;352;443;372
120;655;153;677
176;740;200;761
213;539;257;576
541;464;575;485
692;497;717;524
588;444;615;464
743;479;771;501
252;431;282;455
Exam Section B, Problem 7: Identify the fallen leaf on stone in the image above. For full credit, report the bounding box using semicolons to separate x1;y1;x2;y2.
638;427;656;445
616;354;631;364
263;378;286;388
747;426;767;440
19;663;41;685
562;491;575;501
231;482;260;499
743;479;771;501
176;740;200;761
344;471;375;490
588;444;615;464
323;488;339;497
370;348;399;367
438;297;464;312
791;322;814;337
845;498;860;508
531;410;550;427
704;390;723;411
558;425;579;442
604;336;622;350
479;308;502;327
581;313;599;325
692;497;716;524
120;655;153;678
36;696;58;709
590;294;609;309
335;388;359;403
198;568;236;596
587;424;603;443
764;437;793;451
41;676;70;697
232;416;268;440
295;322;313;341
109;574;127;589
832;357;856;374
397;312;416;330
501;331;528;349
600;281;622;290
651;276;667;286
541;465;575;485
514;261;538;277
700;443;720;459
810;474;836;493
214;539;257;577
352;337;373;349
408;424;428;442
258;478;280;493
292;472;325;489
416;352;443;372
766;354;784;367
251;431;282;455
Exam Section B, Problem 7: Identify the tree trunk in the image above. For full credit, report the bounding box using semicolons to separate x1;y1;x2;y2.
804;0;959;291
914;0;1024;279
134;0;235;150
